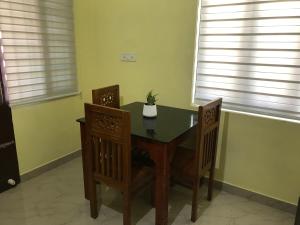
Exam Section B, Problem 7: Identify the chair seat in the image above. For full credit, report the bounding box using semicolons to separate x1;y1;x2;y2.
132;148;154;167
131;148;154;194
172;147;196;186
132;165;154;193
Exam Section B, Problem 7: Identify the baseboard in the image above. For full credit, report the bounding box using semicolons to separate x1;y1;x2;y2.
21;149;81;182
209;178;297;215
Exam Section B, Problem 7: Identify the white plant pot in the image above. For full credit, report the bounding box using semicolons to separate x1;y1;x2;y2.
143;104;157;118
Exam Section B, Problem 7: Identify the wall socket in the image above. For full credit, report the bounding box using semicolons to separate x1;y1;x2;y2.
120;53;137;62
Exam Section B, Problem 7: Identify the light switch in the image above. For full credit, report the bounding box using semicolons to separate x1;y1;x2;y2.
120;53;137;62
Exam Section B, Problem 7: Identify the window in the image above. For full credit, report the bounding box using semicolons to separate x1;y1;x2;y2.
193;0;300;121
0;0;78;105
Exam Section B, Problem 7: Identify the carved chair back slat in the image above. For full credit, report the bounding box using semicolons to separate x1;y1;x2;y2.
92;85;120;109
201;128;217;170
85;103;130;188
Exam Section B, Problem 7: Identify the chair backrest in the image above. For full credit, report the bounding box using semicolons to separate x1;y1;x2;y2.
196;98;222;176
92;85;120;108
0;84;3;105
0;66;5;105
84;103;131;190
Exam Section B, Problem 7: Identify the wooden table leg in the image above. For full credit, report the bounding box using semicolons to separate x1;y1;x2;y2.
80;123;89;200
154;144;170;225
130;138;173;225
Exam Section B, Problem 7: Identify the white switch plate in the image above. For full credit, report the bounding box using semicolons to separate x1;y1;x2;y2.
120;53;136;62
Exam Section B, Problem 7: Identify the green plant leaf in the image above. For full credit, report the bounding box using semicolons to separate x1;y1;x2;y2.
146;90;158;105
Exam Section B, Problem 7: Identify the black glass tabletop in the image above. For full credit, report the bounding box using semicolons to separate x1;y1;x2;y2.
77;102;198;143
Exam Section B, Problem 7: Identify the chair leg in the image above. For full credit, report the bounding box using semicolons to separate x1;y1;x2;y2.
150;183;155;207
207;168;215;201
170;177;175;188
199;177;205;187
123;191;131;225
90;179;98;218
191;179;200;222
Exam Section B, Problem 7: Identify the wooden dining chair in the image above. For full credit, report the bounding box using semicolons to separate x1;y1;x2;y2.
92;84;120;108
171;98;222;222
84;103;154;225
92;85;152;168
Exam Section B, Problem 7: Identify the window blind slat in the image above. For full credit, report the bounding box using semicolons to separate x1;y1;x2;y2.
0;0;77;105
9;90;47;101
0;9;73;23
196;80;300;97
197;69;300;82
194;0;300;120
7;79;76;90
199;42;300;50
4;46;74;53
197;75;300;90
2;32;74;41
9;87;76;102
2;41;74;48
5;55;75;62
195;87;300;106
5;63;74;74
202;0;284;7
200;34;300;42
8;81;76;94
195;90;300;113
200;26;300;34
201;18;300;28
7;72;74;81
5;58;75;67
0;24;73;35
0;19;73;31
0;3;73;19
198;55;300;66
1;0;72;8
197;62;300;75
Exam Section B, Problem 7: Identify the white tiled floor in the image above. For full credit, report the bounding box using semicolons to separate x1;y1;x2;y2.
0;157;295;225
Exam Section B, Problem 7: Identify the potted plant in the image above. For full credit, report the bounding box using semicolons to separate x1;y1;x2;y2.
143;90;158;118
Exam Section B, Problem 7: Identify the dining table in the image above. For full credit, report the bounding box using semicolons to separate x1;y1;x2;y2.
76;102;198;225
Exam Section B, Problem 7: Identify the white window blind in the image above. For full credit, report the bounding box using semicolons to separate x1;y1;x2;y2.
193;0;300;121
0;0;77;105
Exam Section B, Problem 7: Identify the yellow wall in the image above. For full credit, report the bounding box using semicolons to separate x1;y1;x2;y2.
75;0;197;108
218;113;300;205
12;96;82;174
73;0;300;205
